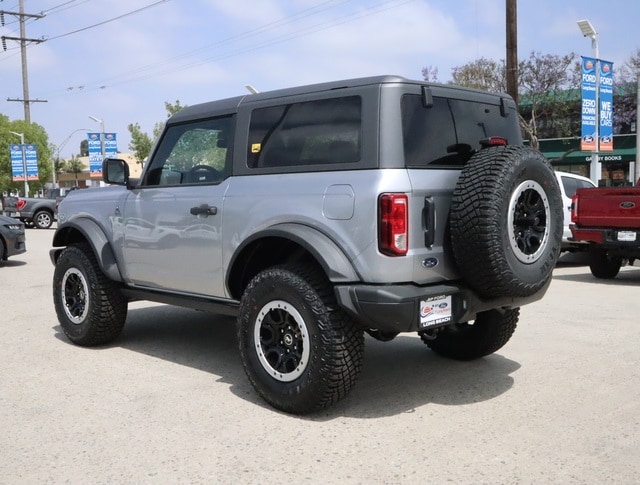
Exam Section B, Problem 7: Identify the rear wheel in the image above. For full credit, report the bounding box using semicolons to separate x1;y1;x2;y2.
588;246;622;279
420;308;519;360
238;264;364;414
53;243;127;346
33;210;53;229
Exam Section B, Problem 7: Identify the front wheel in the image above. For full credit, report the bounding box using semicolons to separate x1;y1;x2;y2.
420;308;519;360
53;243;128;346
238;264;364;414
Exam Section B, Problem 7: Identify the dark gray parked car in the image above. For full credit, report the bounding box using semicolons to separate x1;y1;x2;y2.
0;214;26;262
51;75;563;413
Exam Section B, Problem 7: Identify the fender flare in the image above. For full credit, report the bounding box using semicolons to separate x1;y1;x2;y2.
51;218;123;282
228;223;360;285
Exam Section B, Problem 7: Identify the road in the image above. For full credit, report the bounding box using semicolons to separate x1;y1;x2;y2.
1;227;639;484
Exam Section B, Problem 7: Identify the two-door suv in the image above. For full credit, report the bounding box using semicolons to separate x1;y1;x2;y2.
52;76;563;414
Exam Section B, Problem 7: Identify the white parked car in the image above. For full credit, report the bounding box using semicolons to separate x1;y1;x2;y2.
554;171;596;251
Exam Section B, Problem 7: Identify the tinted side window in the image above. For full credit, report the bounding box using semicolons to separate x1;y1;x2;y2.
561;176;594;198
143;115;233;186
248;96;361;168
560;176;579;198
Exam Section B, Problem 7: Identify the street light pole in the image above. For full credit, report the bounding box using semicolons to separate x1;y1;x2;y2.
9;131;29;197
54;128;90;188
577;19;601;184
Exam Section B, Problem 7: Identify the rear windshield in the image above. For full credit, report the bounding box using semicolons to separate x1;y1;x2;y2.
401;94;521;168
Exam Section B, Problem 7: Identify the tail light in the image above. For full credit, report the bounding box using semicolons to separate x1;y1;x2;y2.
479;137;508;147
378;193;408;256
571;194;579;223
16;199;27;210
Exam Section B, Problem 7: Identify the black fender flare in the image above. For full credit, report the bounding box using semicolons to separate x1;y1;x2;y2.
227;223;360;287
50;218;123;283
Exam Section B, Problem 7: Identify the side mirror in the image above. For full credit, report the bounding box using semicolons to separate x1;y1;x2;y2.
102;158;130;186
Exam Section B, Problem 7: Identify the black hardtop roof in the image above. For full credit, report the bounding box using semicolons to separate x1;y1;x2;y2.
168;75;514;123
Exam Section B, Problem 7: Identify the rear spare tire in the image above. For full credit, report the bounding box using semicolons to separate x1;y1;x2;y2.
450;146;562;299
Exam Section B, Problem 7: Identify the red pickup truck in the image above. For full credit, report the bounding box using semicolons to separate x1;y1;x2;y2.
570;186;640;278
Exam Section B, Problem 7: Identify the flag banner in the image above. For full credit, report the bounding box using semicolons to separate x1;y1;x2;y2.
88;133;103;179
598;60;614;151
580;56;597;151
25;144;39;181
10;144;25;182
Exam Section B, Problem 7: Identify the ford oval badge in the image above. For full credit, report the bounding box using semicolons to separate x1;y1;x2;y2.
422;258;439;268
620;201;636;209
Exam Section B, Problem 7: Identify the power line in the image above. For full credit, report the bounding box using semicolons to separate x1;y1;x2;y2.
1;0;47;122
44;0;415;96
45;0;171;41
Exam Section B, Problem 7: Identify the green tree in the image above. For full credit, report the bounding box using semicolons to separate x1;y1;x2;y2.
0;115;52;196
450;57;506;92
427;51;580;148
128;100;187;163
66;156;85;187
127;122;153;164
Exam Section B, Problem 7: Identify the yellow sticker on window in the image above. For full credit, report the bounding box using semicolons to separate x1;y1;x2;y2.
251;143;261;153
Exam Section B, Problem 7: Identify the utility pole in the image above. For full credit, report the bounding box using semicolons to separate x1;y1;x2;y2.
1;0;46;122
506;0;518;104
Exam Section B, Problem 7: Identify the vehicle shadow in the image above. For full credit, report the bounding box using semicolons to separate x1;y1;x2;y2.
553;267;640;285
0;259;27;267
53;304;521;419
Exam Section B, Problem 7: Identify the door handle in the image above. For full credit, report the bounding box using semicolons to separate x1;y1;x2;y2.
190;204;218;216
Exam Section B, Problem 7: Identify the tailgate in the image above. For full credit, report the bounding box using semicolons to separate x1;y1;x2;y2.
575;188;640;228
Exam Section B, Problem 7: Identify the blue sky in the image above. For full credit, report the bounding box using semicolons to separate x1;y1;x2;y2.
0;0;638;158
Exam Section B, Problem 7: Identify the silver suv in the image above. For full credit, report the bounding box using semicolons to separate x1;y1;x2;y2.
51;75;563;414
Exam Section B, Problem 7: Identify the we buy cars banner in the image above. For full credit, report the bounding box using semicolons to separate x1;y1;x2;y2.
598;60;614;151
580;56;614;152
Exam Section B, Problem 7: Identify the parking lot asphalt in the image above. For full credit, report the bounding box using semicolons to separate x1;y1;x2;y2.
1;226;639;484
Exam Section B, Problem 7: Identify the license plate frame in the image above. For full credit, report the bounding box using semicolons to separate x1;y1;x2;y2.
419;294;452;329
617;231;637;242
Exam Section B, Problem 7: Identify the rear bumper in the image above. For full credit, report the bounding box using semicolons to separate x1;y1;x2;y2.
571;226;640;259
334;280;549;333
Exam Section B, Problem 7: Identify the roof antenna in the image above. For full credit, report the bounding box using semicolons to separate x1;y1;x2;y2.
245;85;259;94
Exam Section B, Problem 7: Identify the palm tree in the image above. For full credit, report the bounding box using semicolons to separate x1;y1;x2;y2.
66;156;85;187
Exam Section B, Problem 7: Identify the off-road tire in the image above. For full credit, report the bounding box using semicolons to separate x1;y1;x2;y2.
420;308;519;360
450;146;563;299
588;246;622;279
238;264;364;414
33;210;53;229
53;243;127;346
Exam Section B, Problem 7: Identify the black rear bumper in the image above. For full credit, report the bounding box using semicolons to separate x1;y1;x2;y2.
334;280;549;333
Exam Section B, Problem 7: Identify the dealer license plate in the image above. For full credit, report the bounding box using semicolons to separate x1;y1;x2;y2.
419;295;452;328
618;231;637;242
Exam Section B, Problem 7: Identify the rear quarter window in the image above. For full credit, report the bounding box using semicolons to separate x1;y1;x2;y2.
247;96;362;169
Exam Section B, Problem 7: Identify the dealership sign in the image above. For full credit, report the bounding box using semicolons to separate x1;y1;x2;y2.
581;56;614;152
9;144;39;182
88;132;117;179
